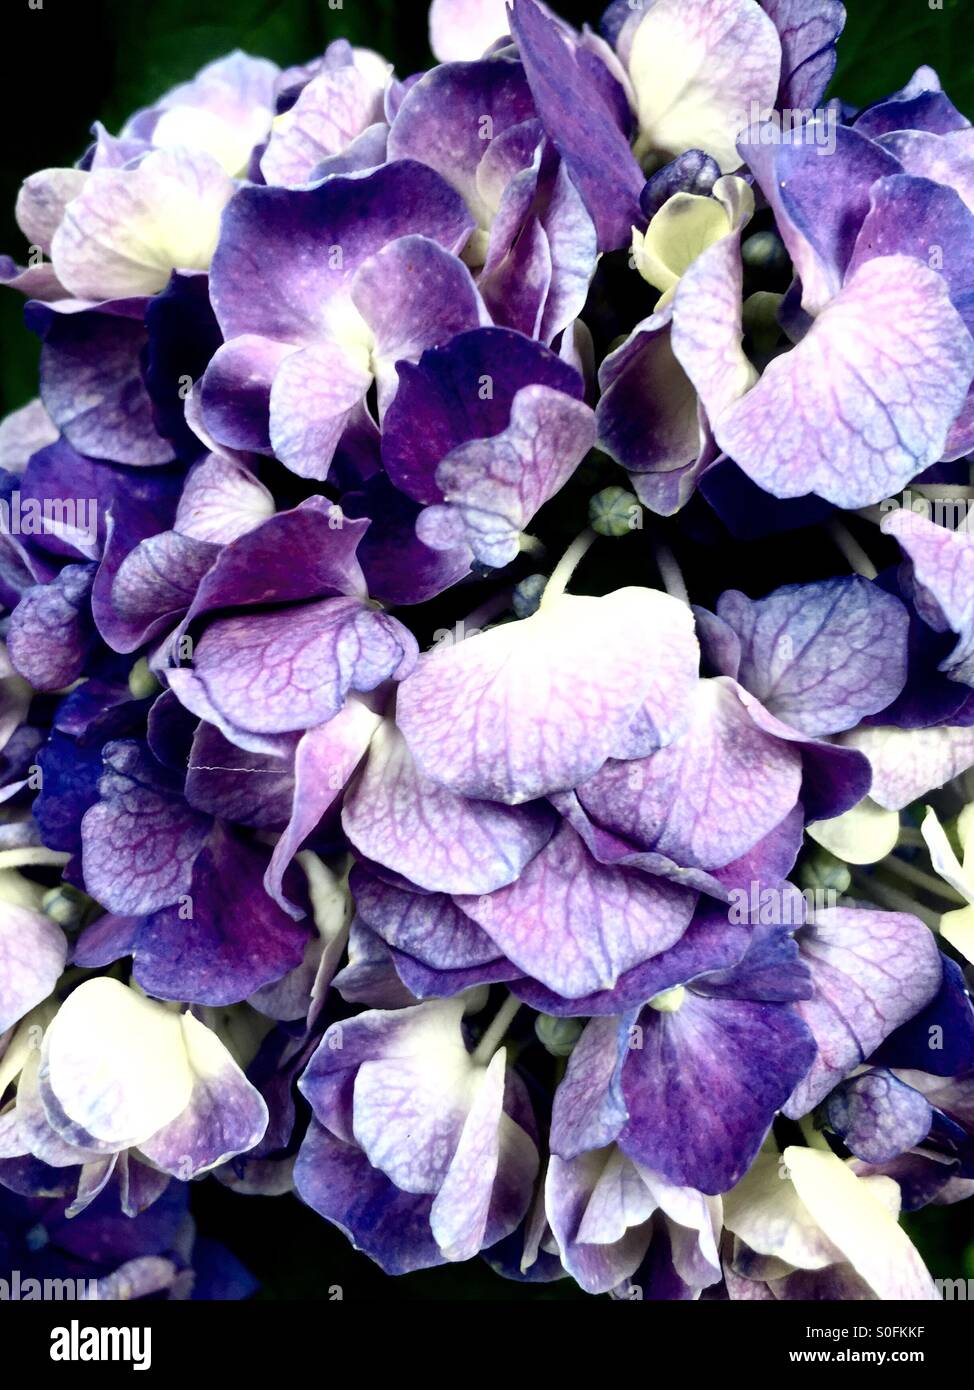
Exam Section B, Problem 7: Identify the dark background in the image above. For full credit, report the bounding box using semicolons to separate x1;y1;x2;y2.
3;0;974;1298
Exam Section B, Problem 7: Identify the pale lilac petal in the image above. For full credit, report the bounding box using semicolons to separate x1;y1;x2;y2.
44;978;194;1148
429;0;511;61
51;148;234;300
138;1012;268;1177
351;235;488;411
268;343;372;482
716;578;910;736
430;1049;537;1261
174;453;274;544
396;588;698;804
716;256;974;508
545;1149;653;1294
265;698;382;916
15;167;88;254
417;385;596;567
839;723;974;811
457;821;696;999
184;597;415;735
577;678;802;870
628;0;782;173
0;905;67;1032
550;1014;629;1156
784;907;943;1117
260;65;387;187
670;181;757;424
882;509;974;684
80;740;211;915
342;721;555;894
0;399;58;475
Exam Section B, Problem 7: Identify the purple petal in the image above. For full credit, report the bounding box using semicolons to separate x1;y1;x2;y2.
200;336;294;455
826;1069;933;1166
0;399;59;474
716;255;974;508
31;301;176;467
184;721;297;828
342;721;555;893
396;588;697;804
351;235;488;410
762;0;846;109
595;312;704;484
382;325;583;505
510;0;644;251
739;122;900;315
294;1119;443;1274
841;722;974;811
179;501;370;643
8;563;96;691
97;530;219;654
180;597;415;736
619;992;816;1193
352;866;501;970
265;699;381;916
80;740;211;915
209;161;474;343
513;905;751;1017
457;821;696;999
784;906;943;1117
577;677;802;871
343;475;471;606
133;827;312;1004
430;1049;537;1261
545;1149;656;1295
388;57;535;223
417;385;596;567
0;904;67;1031
268;342;372;482
138;1013;268;1178
716;578;910;735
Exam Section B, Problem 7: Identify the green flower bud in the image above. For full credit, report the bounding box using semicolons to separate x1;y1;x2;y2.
799;848;851;897
128;657;162;701
42;884;91;930
648;984;686;1014
741;229;790;277
588;486;643;538
535;1013;584;1057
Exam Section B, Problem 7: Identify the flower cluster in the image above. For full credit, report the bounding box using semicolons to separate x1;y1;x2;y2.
2;0;974;1300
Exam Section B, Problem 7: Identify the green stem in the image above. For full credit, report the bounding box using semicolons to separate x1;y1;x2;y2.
472;993;522;1065
827;519;878;580
654;541;689;605
541;529;597;607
